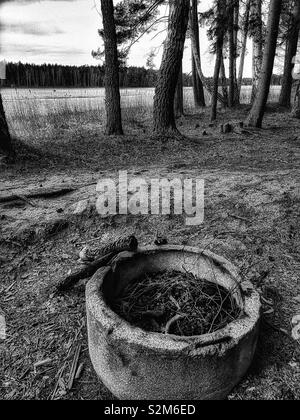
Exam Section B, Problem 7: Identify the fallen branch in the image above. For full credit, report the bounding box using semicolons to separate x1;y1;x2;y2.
228;213;251;223
55;252;115;293
14;194;37;207
55;235;139;292
0;186;76;204
68;344;81;390
165;314;185;334
80;235;139;262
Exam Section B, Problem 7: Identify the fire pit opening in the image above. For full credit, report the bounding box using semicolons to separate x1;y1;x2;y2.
107;270;243;336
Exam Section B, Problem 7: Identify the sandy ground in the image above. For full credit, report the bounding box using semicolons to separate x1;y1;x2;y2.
0;105;299;400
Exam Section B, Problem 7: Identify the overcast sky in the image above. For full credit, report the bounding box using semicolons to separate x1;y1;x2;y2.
0;0;254;77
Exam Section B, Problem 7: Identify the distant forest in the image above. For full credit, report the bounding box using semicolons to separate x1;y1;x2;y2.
2;62;282;89
2;62;192;88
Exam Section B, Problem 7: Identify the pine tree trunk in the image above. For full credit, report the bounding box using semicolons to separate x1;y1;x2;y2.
220;53;229;107
101;0;123;135
228;8;235;107
291;81;300;118
153;0;190;135
211;0;226;121
190;17;227;106
251;0;263;103
228;0;239;107
245;0;283;128
279;0;300;108
191;0;206;107
174;64;184;118
0;93;13;159
237;0;251;99
233;0;240;104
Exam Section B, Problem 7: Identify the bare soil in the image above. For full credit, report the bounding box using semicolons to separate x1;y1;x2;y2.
0;105;300;400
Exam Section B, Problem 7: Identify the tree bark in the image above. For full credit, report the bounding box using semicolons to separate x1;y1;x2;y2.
0;93;13;159
153;0;190;135
279;0;300;108
190;0;206;107
220;53;229;107
292;81;300;118
228;0;239;107
101;0;123;135
174;64;184;118
211;0;226;121
237;0;251;99
245;0;283;128
190;20;227;106
228;8;235;107
250;0;263;103
233;0;240;104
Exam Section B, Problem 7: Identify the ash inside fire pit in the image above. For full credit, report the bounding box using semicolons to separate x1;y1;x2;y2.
109;270;242;336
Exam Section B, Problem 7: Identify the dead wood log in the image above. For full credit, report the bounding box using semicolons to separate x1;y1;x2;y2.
55;252;116;293
55;235;138;293
80;235;138;262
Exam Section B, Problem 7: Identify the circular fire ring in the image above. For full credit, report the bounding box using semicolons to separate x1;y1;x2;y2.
86;245;261;400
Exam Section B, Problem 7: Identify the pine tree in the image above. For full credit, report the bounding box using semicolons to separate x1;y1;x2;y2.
100;0;123;135
279;0;300;107
153;0;190;135
245;0;283;128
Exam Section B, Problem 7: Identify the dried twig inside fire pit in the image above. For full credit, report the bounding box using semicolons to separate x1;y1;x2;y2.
109;270;242;336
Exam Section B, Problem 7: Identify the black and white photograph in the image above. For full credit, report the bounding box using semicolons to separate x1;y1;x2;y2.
0;0;299;403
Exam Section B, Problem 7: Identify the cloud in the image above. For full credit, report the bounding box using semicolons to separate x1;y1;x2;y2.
1;42;89;56
1;21;65;35
0;0;80;4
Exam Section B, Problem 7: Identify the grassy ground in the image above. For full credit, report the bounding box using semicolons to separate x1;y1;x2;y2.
0;104;300;400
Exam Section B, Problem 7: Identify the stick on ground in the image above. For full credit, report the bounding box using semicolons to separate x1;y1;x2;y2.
55;235;138;292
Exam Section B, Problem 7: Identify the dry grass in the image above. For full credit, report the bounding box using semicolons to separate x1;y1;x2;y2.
2;85;281;141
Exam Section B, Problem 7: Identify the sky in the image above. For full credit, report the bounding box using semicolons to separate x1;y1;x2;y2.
0;0;254;77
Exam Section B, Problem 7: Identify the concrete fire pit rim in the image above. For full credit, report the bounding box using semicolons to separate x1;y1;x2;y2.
86;245;261;355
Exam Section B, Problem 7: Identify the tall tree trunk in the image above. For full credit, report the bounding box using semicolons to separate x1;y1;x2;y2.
233;0;240;104
153;0;190;135
237;0;251;99
245;0;283;128
190;13;227;106
279;0;300;108
250;0;263;103
220;53;229;107
191;0;206;107
228;0;239;107
174;64;184;117
291;80;300;118
0;93;13;159
211;0;226;121
228;6;235;107
101;0;123;135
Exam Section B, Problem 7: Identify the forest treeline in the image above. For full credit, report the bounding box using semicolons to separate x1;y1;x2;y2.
2;62;282;89
2;62;192;88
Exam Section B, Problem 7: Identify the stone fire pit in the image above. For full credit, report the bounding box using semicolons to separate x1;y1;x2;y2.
86;245;261;400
